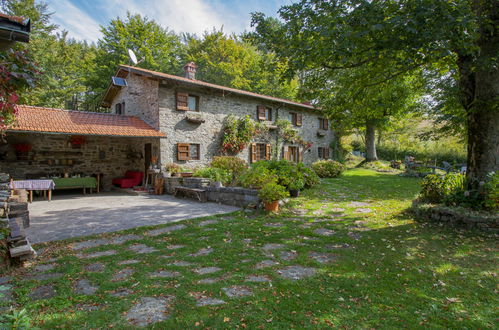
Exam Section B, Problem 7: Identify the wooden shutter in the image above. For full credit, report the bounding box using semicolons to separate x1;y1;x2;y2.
326;147;330;159
298;147;303;162
282;146;289;161
323;119;329;130
296;113;303;126
250;143;257;163
257;106;266;120
177;143;190;160
265;144;271;160
176;92;189;111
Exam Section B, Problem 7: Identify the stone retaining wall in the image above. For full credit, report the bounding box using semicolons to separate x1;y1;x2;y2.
0;173;10;267
164;177;259;208
411;201;499;233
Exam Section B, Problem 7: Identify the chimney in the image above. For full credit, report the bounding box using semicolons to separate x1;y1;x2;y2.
184;62;197;80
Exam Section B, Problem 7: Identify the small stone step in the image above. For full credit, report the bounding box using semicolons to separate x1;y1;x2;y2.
10;244;33;257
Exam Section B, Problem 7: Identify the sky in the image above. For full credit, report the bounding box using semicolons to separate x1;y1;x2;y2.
46;0;292;42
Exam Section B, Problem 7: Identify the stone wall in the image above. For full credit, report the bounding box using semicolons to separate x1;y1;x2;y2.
411;201;499;233
164;177;259;208
110;72;160;129
0;133;160;191
156;83;335;167
0;173;10;267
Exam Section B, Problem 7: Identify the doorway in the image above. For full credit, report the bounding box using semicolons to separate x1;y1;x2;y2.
144;143;152;173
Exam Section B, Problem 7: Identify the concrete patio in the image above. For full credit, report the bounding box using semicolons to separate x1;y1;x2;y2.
26;192;239;244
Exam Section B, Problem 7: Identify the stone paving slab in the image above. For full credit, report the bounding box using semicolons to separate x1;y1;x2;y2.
261;243;286;251
255;260;280;269
245;275;271;283
309;252;337;264
72;238;112;251
77;250;117;259
112;268;135;281
313;228;335;237
26;192;238;244
29;284;56;300
166;244;185;250
149;270;181;278
222;285;253;298
196;297;226;306
29;272;63;281
354;208;372;214
276;266;317;280
34;263;57;272
168;261;193;267
118;259;141;265
279;250;298;261
75;279;98;295
189;248;213;257
125;296;174;327
198;277;222;284
194;267;222;275
128;244;158;254
348;201;371;207
110;288;133;297
85;263;106;272
146;224;187;236
198;220;218;227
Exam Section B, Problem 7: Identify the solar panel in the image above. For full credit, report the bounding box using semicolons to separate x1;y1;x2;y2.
112;76;127;87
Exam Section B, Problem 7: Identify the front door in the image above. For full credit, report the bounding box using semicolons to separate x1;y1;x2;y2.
144;143;152;173
288;146;299;163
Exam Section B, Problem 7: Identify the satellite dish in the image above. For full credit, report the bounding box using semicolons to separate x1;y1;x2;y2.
128;49;138;65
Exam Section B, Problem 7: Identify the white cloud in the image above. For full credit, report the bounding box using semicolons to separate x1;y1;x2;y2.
47;0;102;42
47;0;288;42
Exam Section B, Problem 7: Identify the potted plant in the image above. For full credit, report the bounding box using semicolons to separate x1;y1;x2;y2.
165;163;182;177
288;177;305;197
258;182;290;212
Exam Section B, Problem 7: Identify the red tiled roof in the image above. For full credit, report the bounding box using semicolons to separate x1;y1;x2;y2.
105;65;317;111
0;13;26;24
8;105;165;138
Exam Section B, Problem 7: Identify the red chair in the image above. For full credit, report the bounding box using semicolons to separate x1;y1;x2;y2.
112;171;144;189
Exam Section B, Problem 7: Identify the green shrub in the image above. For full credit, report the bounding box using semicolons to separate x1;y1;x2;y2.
483;172;499;210
258;182;290;203
164;163;182;174
420;173;465;204
0;308;32;329
239;166;277;189
193;167;232;185
297;162;320;188
311;160;346;178
211;156;247;177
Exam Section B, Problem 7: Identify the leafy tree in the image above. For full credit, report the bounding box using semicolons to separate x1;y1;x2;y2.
3;0;97;110
88;12;184;95
252;0;498;188
185;30;298;100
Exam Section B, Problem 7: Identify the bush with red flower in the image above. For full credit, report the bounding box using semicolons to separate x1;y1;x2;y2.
221;115;267;155
0;49;38;130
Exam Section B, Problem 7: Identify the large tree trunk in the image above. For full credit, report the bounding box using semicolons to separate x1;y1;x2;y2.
365;120;378;161
459;1;499;188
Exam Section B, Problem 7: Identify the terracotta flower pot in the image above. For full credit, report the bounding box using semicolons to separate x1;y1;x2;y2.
264;200;279;212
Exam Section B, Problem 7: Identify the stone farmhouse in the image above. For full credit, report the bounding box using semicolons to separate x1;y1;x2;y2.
102;63;334;167
0;62;333;190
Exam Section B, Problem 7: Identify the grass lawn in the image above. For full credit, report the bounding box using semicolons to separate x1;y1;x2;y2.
1;168;497;328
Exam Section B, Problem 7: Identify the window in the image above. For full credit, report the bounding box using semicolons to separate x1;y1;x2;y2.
176;92;199;111
318;147;330;159
291;112;303;126
111;76;127;87
319;118;329;130
115;102;125;115
257;105;272;121
177;143;200;160
250;143;271;163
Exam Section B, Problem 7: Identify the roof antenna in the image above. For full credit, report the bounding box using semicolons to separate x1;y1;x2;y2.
128;49;144;65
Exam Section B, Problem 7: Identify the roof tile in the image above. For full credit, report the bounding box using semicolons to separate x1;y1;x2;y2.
8;105;165;138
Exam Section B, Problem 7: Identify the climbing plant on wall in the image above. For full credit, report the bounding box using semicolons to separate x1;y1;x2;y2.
221;115;267;154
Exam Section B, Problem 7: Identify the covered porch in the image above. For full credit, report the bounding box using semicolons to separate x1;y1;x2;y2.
0;105;165;195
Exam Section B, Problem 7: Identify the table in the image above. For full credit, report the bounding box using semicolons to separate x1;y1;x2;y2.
10;179;55;202
52;177;98;194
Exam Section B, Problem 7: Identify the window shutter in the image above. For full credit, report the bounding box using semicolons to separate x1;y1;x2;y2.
298;147;303;162
282;146;289;161
257;106;266;120
265;144;271;160
250;143;257;163
318;147;322;159
176;92;189;111
296;113;303;126
177;143;190;160
324;119;329;130
326;147;330;159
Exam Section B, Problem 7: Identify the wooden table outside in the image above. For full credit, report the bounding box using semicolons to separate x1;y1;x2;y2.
10;179;55;202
